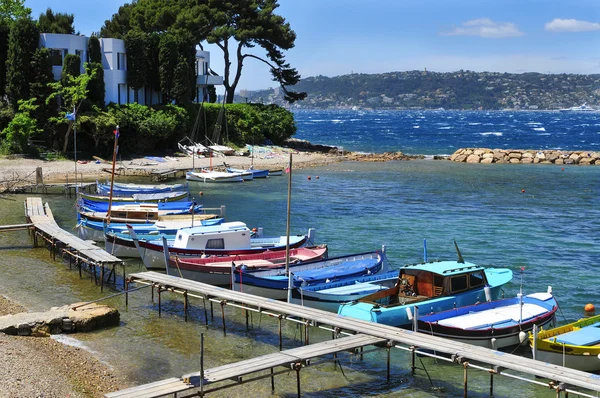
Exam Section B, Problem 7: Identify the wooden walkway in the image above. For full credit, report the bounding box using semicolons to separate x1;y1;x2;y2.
25;197;123;290
106;271;600;397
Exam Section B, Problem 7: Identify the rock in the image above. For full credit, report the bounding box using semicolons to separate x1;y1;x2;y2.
466;154;481;163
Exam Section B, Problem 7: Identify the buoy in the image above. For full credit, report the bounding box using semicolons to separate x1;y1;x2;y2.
316;176;320;179
584;303;595;316
561;168;565;171
199;191;204;196
519;331;527;344
521;189;525;193
307;176;311;180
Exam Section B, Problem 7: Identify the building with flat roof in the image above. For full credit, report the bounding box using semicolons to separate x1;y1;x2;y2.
39;33;223;106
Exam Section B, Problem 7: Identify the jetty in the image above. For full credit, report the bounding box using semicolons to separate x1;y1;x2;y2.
106;271;600;398
451;148;600;165
23;197;124;290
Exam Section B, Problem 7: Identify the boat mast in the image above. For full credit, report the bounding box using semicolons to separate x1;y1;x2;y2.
106;125;120;226
285;153;292;303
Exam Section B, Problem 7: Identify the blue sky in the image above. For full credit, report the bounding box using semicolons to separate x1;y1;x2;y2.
25;0;600;91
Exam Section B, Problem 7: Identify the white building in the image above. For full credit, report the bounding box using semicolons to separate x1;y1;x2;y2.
39;33;223;105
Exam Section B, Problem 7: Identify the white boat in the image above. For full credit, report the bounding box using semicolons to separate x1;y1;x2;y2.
186;170;244;183
208;145;236;156
559;103;597;112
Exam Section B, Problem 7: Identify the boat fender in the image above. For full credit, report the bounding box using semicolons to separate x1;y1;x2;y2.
490;338;497;349
484;286;492;302
406;307;413;321
518;331;527;344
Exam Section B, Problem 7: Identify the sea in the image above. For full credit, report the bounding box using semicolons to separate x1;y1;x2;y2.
0;109;599;397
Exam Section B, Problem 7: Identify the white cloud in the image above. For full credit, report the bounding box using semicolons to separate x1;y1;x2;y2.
443;18;524;38
545;18;600;32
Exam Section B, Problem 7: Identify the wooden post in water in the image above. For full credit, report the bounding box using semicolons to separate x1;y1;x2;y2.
107;126;120;226
463;362;469;398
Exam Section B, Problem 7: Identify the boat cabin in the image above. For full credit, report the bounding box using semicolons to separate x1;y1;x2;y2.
173;221;251;250
354;261;489;307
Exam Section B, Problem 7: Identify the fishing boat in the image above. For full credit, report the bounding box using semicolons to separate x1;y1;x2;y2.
96;181;188;196
79;191;190;203
290;270;400;312
167;245;329;286
417;288;558;350
337;244;513;327
78;201;205;224
233;250;388;300
127;223;314;269
529;314;600;372
559;103;597;112
186;170;244;183
77;198;200;214
267;169;284;176
223;162;269;179
78;212;223;241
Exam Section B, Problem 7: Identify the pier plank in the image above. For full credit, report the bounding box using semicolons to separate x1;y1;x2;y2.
104;377;190;398
126;271;600;394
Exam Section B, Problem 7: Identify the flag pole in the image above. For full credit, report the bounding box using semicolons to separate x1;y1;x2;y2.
107;125;120;226
285;153;292;303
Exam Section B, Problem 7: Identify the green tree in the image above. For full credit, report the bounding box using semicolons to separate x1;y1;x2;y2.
179;0;305;104
5;17;39;110
37;8;75;34
0;0;31;23
47;66;95;153
87;35;101;63
124;29;147;102
29;47;57;127
60;53;80;87
158;31;195;104
145;32;161;98
99;2;134;39
0;19;10;99
85;62;104;107
0;98;40;154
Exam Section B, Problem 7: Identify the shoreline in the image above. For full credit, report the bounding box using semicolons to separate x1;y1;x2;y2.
0;295;129;397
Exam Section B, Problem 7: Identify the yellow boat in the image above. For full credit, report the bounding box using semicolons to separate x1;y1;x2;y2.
529;314;600;372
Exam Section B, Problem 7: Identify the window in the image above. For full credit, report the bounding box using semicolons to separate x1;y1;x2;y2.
469;271;485;288
205;239;225;249
450;275;468;292
117;52;126;70
50;49;67;66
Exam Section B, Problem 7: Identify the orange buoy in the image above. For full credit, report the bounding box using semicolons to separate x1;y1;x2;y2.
199;191;204;196
521;189;525;193
561;168;565;171
307;176;311;180
584;303;595;315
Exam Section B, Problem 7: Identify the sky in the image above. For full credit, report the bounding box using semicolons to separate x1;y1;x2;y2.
24;0;600;92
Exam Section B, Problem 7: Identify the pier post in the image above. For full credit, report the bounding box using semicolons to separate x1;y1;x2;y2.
100;264;104;292
200;333;204;396
270;368;275;393
489;366;494;397
158;287;162;317
220;300;227;335
279;315;283;351
210;301;214;320
77;258;82;279
463;362;469;398
411;345;416;375
245;309;249;330
386;341;392;383
294;362;302;398
184;291;188;322
202;297;208;327
304;320;309;345
125;279;129;308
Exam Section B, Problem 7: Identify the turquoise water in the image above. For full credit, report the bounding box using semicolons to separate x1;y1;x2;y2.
1;157;599;397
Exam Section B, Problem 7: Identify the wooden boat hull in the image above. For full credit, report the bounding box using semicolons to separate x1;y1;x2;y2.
417;293;559;350
167;246;328;286
186;171;243;183
233;251;388;300
530;314;600;372
290;271;400;312
79;191;189;203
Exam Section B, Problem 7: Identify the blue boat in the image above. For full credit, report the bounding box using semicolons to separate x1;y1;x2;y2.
79;190;190;203
224;162;270;178
337;258;513;328
417;289;558;350
233;251;388;300
97;181;188;197
290;270;400;312
78;198;201;213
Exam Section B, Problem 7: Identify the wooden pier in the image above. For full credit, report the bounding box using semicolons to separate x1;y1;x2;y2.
106;271;600;397
25;197;124;290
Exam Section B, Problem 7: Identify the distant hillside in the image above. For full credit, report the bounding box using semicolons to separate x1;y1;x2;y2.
240;70;600;110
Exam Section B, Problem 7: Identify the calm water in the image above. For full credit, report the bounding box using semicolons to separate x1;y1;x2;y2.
0;110;599;397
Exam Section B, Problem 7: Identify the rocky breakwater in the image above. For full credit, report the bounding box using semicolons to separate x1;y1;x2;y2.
0;302;120;337
450;148;600;165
